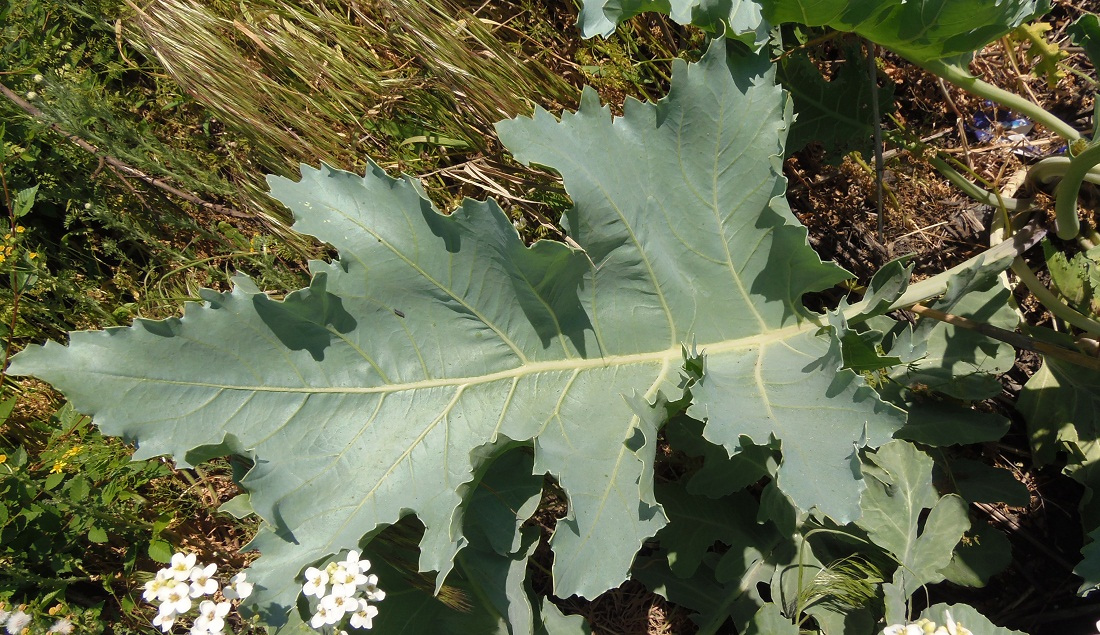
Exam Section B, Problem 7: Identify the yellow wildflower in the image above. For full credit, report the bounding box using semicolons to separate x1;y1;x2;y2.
2;233;10;240
50;460;67;473
0;454;6;464
27;252;36;259
14;226;24;233
0;254;6;265
62;445;82;459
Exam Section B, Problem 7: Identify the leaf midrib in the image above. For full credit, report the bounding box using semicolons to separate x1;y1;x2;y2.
90;321;816;394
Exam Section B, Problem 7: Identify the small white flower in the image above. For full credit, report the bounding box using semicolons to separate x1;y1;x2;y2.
190;562;219;597
193;600;231;634
0;608;9;623
152;611;176;633
144;568;175;601
169;552;199;581
48;619;73;634
5;611;31;635
362;575;385;602
223;572;254;600
310;604;335;629
83;202;92;210
302;566;329;598
33;74;43;83
158;580;193;615
24;91;37;100
349;599;379;630
342;550;371;575
325;593;357;619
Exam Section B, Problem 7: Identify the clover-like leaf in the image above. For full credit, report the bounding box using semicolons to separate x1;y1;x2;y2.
9;40;902;623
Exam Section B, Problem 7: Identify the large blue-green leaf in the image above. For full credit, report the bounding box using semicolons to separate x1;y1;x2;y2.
8;40;901;623
760;0;1049;64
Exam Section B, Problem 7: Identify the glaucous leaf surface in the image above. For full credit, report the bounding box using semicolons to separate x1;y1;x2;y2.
744;603;797;634
857;441;969;623
9;40;901;621
940;522;1012;589
918;603;1025;635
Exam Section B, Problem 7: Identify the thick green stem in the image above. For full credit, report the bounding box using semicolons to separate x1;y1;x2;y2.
1052;143;1100;239
916;58;1081;142
863;223;1046;317
1011;257;1100;336
1027;157;1100;187
927;156;1029;211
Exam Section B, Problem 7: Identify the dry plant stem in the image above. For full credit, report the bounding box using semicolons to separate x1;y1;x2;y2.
908;303;1100;370
936;77;972;167
868;42;885;241
0;82;251;219
973;501;1076;572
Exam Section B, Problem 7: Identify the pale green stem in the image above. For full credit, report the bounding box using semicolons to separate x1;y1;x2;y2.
916;58;1081;142
927;156;1029;211
1010;257;1100;336
1027;157;1100;187
1052;143;1100;239
862;223;1046;317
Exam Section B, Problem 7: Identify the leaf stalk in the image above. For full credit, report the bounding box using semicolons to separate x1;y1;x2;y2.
915;58;1081;142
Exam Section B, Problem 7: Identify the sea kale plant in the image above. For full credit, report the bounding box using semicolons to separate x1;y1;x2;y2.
10;0;1100;632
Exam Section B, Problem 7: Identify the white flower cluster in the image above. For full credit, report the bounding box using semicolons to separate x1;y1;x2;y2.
0;606;72;635
882;612;972;635
301;550;385;631
142;552;254;634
